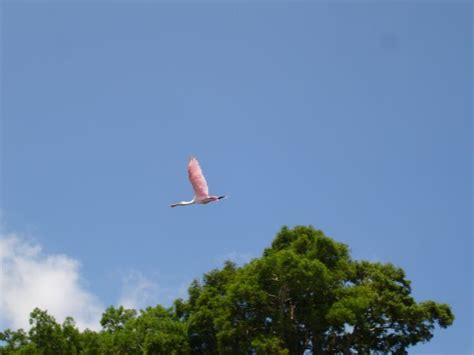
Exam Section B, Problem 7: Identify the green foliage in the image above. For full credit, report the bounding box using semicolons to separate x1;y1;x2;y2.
251;336;288;355
100;306;137;333
0;226;454;354
0;329;31;354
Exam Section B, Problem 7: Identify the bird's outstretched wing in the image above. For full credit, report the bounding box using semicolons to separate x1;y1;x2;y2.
188;157;209;199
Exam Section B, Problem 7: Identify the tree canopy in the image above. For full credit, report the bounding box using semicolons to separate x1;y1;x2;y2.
0;226;454;354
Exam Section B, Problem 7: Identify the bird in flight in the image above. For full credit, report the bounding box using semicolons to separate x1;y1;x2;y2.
171;156;227;207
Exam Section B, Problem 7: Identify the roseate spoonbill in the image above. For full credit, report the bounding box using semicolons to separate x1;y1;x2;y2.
170;157;227;207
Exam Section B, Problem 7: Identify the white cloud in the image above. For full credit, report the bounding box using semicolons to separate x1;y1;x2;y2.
0;234;103;330
0;229;189;332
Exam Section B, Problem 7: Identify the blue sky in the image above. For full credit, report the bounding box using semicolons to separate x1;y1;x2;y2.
1;1;471;353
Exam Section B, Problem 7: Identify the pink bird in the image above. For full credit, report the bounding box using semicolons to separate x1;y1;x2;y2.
170;157;227;208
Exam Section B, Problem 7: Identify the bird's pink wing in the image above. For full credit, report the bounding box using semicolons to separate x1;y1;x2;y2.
188;157;209;198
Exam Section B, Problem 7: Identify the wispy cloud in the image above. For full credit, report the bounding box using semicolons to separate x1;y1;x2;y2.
117;271;160;310
0;234;103;330
118;271;190;310
215;251;255;266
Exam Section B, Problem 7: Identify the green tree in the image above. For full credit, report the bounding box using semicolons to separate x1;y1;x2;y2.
179;226;454;354
96;304;189;354
98;306;140;354
134;305;189;354
0;328;33;354
100;306;137;334
78;329;102;355
0;226;454;354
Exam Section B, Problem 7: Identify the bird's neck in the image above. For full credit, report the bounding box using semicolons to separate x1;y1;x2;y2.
176;198;195;207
